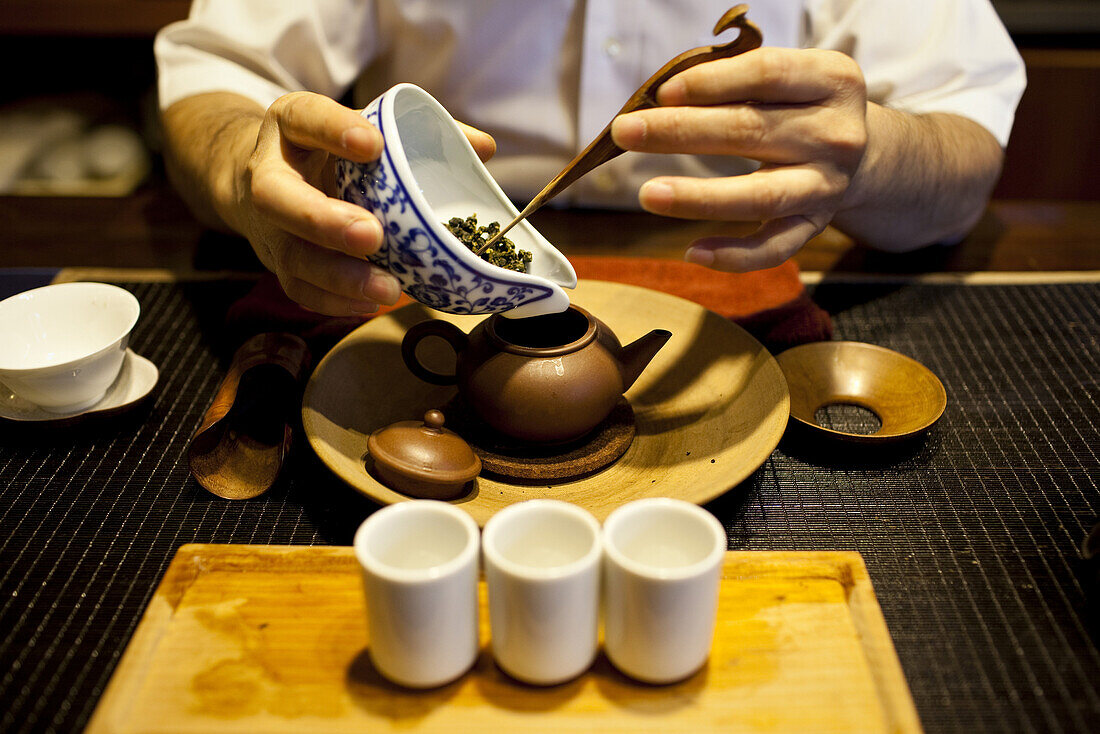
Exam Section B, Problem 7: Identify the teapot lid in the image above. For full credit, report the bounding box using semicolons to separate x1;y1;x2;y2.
367;410;481;498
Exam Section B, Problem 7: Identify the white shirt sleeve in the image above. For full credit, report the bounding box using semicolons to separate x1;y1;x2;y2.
154;0;380;110
807;0;1026;146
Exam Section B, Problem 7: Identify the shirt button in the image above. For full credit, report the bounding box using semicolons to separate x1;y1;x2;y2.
602;37;622;57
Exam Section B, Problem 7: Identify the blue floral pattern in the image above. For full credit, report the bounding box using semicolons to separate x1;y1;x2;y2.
335;98;553;315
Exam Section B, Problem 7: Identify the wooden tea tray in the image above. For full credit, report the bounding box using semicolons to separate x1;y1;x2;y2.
302;280;790;525
86;544;922;733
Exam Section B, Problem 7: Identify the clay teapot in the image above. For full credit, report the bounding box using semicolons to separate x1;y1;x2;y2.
401;305;672;444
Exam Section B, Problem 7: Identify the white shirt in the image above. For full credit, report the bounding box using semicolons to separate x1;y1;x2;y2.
155;0;1025;209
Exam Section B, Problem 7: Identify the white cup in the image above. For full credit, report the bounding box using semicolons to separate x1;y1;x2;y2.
353;501;480;688
482;499;602;685
602;498;727;684
0;282;139;412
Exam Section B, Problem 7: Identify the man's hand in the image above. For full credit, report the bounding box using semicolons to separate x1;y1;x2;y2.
611;47;868;271
237;92;398;315
162;91;496;316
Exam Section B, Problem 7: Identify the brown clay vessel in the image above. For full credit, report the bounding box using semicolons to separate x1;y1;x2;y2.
367;409;481;499
401;305;671;443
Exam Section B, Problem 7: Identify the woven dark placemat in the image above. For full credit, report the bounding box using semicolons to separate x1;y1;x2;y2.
0;278;1098;733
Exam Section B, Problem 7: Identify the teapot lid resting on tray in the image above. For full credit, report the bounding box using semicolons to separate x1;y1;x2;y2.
367;410;481;499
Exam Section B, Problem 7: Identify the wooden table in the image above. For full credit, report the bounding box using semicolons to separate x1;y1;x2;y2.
3;186;1099;275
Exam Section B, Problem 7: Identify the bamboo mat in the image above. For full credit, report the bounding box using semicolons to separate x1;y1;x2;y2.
0;276;1098;733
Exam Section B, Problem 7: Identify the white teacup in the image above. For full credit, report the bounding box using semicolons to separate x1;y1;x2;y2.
482;499;602;685
601;498;727;684
353;501;481;688
0;282;140;413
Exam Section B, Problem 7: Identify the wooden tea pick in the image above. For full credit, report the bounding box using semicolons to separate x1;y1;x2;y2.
188;333;312;500
475;4;763;255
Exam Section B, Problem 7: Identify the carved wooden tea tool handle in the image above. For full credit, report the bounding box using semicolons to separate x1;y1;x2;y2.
475;4;763;255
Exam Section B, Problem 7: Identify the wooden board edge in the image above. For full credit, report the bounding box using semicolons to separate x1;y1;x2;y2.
718;550;861;585
842;555;926;734
51;268;262;284
84;545;207;734
800;270;1100;286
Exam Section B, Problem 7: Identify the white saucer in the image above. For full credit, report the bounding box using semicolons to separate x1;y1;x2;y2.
0;349;159;422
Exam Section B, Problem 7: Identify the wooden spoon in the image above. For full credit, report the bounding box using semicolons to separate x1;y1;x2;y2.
476;4;763;254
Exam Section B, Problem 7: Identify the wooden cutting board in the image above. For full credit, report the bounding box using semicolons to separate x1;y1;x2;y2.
86;544;922;734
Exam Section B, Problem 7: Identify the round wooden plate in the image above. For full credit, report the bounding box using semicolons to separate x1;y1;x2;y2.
302;280;790;525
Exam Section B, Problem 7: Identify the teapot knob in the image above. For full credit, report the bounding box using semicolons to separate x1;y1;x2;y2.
423;410;445;431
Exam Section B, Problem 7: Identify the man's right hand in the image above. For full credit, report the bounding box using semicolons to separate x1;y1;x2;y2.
163;90;495;317
237;92;402;316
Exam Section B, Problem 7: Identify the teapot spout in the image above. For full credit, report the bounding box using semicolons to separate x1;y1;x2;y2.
620;329;672;391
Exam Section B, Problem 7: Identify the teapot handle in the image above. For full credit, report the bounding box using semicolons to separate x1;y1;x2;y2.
401;320;469;385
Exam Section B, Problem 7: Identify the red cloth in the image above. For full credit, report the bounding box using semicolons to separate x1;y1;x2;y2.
225;256;831;354
570;256;831;351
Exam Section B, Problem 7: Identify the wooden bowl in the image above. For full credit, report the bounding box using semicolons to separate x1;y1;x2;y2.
775;341;946;444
